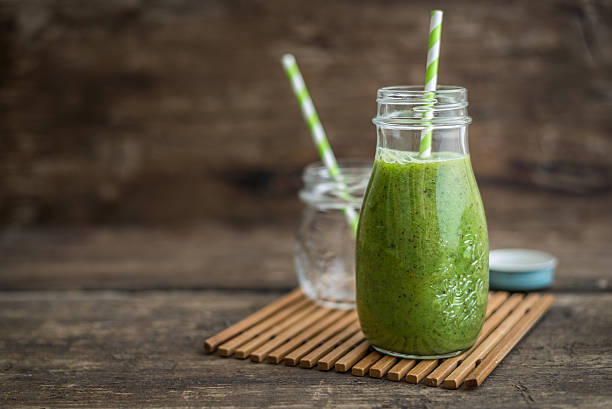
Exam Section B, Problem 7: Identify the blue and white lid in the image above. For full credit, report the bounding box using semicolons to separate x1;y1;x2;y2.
489;249;557;291
489;249;557;273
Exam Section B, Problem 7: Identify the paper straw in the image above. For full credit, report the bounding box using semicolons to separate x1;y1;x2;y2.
282;54;359;234
418;10;443;158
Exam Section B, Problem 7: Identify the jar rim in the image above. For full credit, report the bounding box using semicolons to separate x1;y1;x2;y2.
302;159;372;183
300;159;371;209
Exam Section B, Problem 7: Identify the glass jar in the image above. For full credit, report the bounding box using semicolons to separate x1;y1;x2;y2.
356;86;489;359
296;161;371;309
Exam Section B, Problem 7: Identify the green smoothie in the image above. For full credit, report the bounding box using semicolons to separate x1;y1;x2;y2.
356;147;489;358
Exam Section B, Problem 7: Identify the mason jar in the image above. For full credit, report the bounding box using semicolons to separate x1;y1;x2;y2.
296;161;371;309
356;86;489;359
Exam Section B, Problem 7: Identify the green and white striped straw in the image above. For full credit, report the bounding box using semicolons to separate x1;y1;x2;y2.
281;54;359;234
418;10;443;158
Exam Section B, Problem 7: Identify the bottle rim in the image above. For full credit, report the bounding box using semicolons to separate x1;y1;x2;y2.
376;85;467;100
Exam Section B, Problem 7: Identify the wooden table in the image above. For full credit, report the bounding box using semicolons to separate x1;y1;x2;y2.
1;188;612;408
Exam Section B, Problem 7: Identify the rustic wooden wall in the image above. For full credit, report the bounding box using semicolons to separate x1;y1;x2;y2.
1;0;611;227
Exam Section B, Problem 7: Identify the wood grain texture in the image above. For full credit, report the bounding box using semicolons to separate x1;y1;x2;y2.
0;290;611;408
0;0;611;227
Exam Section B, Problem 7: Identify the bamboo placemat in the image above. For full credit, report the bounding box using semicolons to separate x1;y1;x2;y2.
204;289;554;388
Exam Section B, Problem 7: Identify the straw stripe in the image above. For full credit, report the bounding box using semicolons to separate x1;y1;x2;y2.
282;54;359;233
303;99;315;120
418;10;443;158
424;60;439;89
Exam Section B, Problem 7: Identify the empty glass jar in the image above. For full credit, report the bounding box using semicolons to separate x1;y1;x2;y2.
295;161;371;309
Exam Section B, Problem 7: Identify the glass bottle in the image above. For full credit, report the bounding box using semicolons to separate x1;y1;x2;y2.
356;86;489;359
296;161;371;309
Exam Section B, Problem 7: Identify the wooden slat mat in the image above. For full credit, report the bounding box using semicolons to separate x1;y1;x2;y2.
204;289;554;388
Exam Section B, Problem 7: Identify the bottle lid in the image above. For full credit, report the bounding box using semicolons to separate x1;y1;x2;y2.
489;249;557;291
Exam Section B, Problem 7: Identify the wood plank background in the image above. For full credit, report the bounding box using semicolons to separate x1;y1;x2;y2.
1;0;611;227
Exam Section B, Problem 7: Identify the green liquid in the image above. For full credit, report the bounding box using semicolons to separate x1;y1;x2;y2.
356;148;489;357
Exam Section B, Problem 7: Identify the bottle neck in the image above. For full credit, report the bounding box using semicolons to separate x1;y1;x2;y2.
376;126;469;157
373;86;471;156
